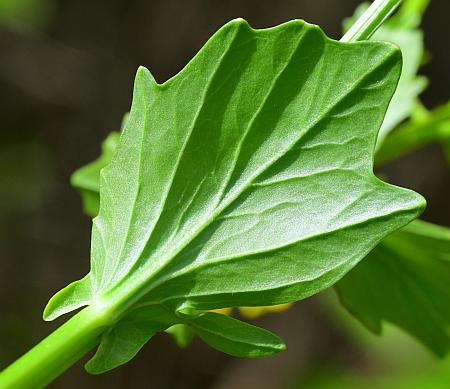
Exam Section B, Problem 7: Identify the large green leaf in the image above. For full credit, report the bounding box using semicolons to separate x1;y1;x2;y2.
336;220;450;356
72;106;450;358
45;19;424;370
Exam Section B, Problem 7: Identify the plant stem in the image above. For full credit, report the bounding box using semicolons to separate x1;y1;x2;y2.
0;306;109;389
0;3;405;387
341;0;403;42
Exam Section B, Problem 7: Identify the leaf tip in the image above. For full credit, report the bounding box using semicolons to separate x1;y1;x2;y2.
84;359;104;375
275;340;287;352
230;17;247;25
135;65;157;87
226;17;252;32
42;307;54;322
43;275;92;321
408;190;427;220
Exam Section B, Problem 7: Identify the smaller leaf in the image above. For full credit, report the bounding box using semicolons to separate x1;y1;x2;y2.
43;274;92;321
85;305;177;374
86;307;284;373
186;312;285;357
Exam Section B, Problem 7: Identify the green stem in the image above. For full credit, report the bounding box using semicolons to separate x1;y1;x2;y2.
0;306;109;389
341;0;403;42
0;2;405;388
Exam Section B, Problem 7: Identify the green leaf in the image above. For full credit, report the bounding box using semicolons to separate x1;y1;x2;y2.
336;220;450;356
43;274;92;321
86;307;283;373
344;0;428;146
45;19;424;370
186;312;285;357
85;305;178;374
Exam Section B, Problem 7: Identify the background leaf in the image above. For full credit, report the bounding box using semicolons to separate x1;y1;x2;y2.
344;0;429;145
335;1;450;357
375;101;450;165
336;220;450;356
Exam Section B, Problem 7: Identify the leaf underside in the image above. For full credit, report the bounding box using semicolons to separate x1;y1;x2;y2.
45;18;425;372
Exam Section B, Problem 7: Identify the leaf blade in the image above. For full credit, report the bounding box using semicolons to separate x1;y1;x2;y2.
44;18;426;370
187;312;286;357
85;305;177;374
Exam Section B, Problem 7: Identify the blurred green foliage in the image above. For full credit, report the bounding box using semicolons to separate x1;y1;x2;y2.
0;0;54;30
300;291;450;388
336;0;450;359
344;0;429;145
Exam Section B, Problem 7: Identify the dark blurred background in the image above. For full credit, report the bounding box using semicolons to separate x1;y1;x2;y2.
0;1;449;388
